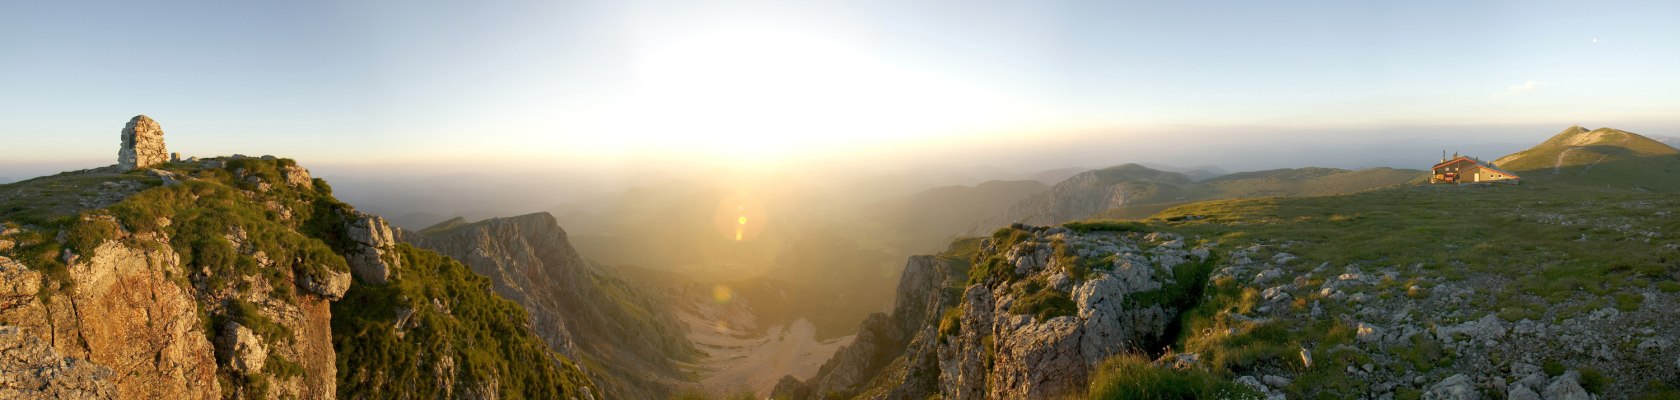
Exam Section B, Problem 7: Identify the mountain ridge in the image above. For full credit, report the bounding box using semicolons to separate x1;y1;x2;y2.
406;212;698;399
1492;126;1680;190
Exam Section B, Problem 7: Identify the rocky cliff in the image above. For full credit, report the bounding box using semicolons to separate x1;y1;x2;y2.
0;155;600;399
775;224;1219;399
407;213;696;399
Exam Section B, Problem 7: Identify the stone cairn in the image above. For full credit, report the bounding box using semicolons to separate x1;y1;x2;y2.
118;115;168;170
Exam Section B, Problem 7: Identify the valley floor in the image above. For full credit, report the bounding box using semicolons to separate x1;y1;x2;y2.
672;285;854;396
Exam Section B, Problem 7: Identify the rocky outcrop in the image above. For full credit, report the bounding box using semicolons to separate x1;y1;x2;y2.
782;225;1213;400
346;211;400;284
938;227;1205;399
6;141;603;398
407;213;694;399
219;323;267;374
118;115;168;170
279;163;313;190
0;325;117;399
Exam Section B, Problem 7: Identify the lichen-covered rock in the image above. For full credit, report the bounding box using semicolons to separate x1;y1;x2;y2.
118;115;168;170
0;325;118;399
1435;314;1507;342
297;266;351;300
0;257;43;324
346;211;400;284
1423;374;1479;400
1542;371;1592;400
1507;384;1541;400
280;164;313;189
220;322;267;373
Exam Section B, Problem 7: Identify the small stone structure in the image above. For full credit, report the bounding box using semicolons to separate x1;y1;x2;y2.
118;115;168;170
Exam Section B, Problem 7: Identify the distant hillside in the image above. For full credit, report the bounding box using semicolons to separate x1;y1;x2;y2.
989;164;1420;225
864;179;1049;253
990;164;1213;226
1493;126;1680;191
1202;167;1425;198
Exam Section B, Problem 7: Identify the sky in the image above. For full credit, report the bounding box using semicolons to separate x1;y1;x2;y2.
3;0;1679;180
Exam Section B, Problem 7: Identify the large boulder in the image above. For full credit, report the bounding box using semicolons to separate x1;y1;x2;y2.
220;322;268;374
1423;374;1479;400
346;211;400;284
1542;371;1593;400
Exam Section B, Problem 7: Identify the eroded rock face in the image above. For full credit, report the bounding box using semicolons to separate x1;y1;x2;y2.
63;240;221;400
0;325;118;399
346;211;400;284
118;115;168;170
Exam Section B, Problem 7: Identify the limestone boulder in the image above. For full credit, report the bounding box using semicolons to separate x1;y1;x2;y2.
1423;374;1479;400
346;211;400;284
220;322;267;374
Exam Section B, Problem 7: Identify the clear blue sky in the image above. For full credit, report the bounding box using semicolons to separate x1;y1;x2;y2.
3;0;1678;177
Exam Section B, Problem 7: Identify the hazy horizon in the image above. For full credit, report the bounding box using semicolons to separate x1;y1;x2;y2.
6;1;1680;182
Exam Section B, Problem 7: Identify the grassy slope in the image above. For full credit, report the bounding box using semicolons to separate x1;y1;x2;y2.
1084;167;1423;220
332;245;598;399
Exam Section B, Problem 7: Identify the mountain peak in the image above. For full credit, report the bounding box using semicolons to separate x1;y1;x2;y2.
1491;126;1680;189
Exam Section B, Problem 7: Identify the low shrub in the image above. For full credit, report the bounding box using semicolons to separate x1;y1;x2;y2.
1087;353;1258;399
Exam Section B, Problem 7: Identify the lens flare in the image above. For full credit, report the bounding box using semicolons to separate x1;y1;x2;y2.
712;284;734;304
715;195;766;242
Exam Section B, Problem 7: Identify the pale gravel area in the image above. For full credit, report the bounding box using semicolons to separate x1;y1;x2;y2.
673;289;854;396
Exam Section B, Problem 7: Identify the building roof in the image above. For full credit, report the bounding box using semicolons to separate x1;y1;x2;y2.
1432;156;1520;179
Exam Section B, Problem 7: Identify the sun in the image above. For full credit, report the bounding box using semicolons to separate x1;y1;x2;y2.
563;23;1042;164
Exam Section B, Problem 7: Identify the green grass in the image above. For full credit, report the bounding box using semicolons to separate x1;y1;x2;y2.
1009;279;1077;321
1064;220;1151;233
1086;353;1260;399
967;226;1034;285
332;244;598;399
939;308;964;339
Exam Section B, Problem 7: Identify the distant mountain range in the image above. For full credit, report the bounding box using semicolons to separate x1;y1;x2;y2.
976;163;1421;229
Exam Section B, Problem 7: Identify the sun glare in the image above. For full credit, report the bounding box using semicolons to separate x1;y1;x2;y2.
565;23;1046;163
